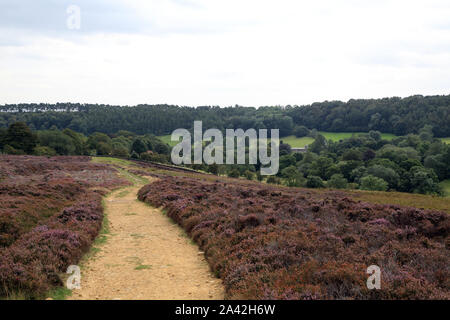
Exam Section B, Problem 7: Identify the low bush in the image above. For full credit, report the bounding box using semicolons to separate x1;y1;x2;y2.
138;175;449;299
0;155;128;298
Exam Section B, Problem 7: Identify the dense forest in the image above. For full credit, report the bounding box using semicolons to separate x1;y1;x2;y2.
0;94;449;137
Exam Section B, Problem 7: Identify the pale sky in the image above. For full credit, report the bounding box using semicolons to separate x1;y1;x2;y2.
1;0;450;106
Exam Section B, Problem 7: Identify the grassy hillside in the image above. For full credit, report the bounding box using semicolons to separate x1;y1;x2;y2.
160;132;450;149
281;136;315;148
320;131;397;141
158;134;178;147
282;132;397;148
160;131;399;149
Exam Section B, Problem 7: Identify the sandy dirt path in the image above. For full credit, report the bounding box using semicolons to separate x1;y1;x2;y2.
70;178;224;300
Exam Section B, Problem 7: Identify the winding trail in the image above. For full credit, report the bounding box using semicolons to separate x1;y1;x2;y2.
70;178;224;300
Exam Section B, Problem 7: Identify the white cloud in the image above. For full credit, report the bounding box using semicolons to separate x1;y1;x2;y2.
1;0;449;106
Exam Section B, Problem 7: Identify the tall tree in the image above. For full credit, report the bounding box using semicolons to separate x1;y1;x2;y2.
4;122;37;154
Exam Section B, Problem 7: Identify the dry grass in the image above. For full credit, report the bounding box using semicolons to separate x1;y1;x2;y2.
347;190;450;214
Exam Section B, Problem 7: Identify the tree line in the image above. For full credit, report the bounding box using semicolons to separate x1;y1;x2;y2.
0;122;171;163
0;94;449;137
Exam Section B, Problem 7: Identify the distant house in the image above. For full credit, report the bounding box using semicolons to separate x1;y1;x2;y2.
291;145;308;153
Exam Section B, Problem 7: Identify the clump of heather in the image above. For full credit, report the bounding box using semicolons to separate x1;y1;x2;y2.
138;176;449;300
0;155;128;298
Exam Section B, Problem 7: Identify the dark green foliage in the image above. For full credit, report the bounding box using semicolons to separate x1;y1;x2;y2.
227;168;240;178
369;130;382;141
424;154;448;180
328;174;348;189
256;172;263;182
309;134;327;154
207;163;219;175
281;166;305;187
0;128;6;150
288;96;450;137
3;144;26;155
139;152;169;164
409;166;442;195
308;156;336;180
350;166;367;183
86;132;111;155
279;154;297;170
244;170;255;180
399;159;422;171
132;138;147;154
62;128;86;155
342;149;363;161
3;122;37;153
366;165;400;189
33;146;57;156
337;160;363;180
38;130;76;155
362;149;376;161
96;142;112;156
360;175;389;191
266;176;281;184
154;142;170;155
112;146;130;158
306;175;325;188
279;142;292;156
130;151;139;159
2;94;448;137
293;125;310;137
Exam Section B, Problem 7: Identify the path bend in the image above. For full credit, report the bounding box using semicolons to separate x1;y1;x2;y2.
70;178;224;300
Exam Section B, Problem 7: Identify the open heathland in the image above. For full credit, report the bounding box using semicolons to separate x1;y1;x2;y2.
138;174;449;299
0;155;128;298
1;155;448;300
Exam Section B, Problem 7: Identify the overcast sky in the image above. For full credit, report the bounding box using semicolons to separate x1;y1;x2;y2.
1;0;450;106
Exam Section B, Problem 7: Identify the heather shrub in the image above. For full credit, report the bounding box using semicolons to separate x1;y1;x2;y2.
138;175;449;300
0;155;127;298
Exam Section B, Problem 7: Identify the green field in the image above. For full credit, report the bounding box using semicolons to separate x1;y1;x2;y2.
281;132;397;148
440;180;450;198
160;132;449;149
321;131;397;141
160;133;315;148
158;135;179;147
281;136;315;148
